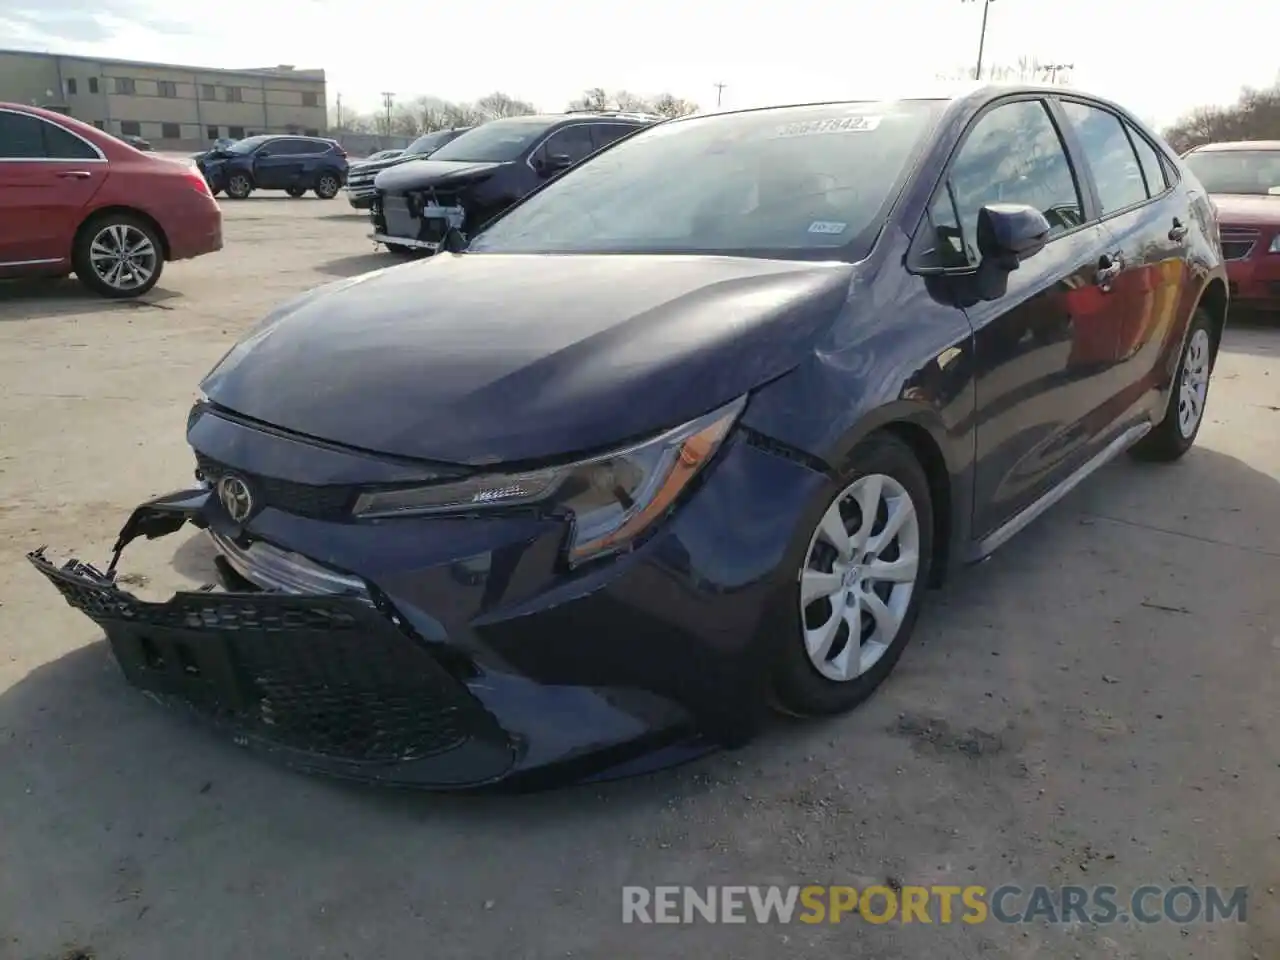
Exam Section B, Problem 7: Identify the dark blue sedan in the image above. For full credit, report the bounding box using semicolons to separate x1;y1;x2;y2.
32;85;1228;789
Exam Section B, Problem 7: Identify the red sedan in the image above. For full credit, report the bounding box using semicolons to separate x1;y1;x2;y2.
0;103;222;299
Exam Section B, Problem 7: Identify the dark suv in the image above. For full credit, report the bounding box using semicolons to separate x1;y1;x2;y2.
346;127;472;209
369;111;657;254
197;134;349;200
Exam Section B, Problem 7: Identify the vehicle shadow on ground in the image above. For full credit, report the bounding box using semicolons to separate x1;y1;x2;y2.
1220;312;1280;358
318;211;370;221
0;279;182;321
316;251;400;278
3;446;1278;957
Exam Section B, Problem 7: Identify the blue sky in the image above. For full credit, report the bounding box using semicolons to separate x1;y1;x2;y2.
2;0;1277;129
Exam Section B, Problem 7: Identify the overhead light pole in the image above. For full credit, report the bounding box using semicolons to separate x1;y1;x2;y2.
713;82;727;108
961;0;995;82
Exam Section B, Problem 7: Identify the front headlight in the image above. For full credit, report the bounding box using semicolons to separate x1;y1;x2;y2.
1268;234;1280;254
352;395;747;564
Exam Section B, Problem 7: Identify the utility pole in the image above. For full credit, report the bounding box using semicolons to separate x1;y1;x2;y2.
1042;62;1075;85
381;91;394;139
713;82;727;108
961;0;995;82
336;92;343;129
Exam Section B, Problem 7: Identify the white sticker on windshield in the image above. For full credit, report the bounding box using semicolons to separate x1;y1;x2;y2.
775;115;882;138
808;221;848;235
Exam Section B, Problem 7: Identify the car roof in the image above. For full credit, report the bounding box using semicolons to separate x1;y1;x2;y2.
1187;140;1280;153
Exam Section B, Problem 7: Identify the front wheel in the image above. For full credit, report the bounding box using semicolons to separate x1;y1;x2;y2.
225;173;252;199
73;214;164;299
314;172;341;199
771;432;933;717
1129;306;1215;462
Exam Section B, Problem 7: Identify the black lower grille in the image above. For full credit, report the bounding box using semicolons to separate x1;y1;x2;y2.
195;452;353;520
34;552;497;764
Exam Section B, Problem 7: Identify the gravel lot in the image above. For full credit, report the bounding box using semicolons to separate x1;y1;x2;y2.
0;199;1277;960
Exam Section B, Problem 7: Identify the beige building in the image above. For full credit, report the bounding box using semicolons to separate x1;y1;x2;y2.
0;48;328;149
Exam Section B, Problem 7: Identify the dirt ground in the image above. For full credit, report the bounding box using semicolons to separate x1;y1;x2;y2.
1;199;1278;960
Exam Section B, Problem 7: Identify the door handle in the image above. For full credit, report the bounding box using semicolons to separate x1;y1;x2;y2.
57;170;92;180
1169;218;1189;242
1095;252;1124;289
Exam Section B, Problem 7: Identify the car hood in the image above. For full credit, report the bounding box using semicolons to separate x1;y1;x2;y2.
200;254;853;465
351;153;419;176
373;159;508;194
1211;193;1280;225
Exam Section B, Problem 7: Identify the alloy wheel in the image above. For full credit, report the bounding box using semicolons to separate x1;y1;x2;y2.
799;473;921;683
317;175;339;197
1177;327;1210;438
89;223;158;292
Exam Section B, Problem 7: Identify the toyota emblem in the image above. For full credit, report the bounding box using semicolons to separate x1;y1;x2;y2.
217;474;255;523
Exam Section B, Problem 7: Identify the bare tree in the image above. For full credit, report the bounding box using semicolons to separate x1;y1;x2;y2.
1163;82;1280;153
649;93;699;118
566;88;698;116
568;87;610;111
475;91;537;119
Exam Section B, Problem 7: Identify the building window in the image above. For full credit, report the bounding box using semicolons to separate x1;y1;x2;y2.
301;91;319;108
88;77;99;94
65;78;78;95
228;125;245;139
114;77;136;95
120;120;141;136
206;125;219;139
304;128;320;137
201;84;216;100
158;80;178;98
225;86;243;103
161;122;181;139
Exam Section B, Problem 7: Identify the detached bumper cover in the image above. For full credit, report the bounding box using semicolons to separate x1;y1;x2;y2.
28;492;517;787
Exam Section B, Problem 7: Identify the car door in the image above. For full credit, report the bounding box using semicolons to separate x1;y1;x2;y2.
530;124;597;180
251;139;300;189
1055;100;1184;379
931;97;1125;538
0;109;107;269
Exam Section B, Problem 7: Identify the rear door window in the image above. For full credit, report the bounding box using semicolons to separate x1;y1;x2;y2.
1125;124;1169;197
1059;101;1148;214
539;125;596;165
591;123;636;150
0;111;49;158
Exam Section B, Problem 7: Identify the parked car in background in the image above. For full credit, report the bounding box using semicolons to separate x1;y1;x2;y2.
30;87;1228;789
1183;140;1280;314
345;127;471;209
118;133;153;151
364;149;405;163
196;134;349;200
369;112;655;254
0;102;221;298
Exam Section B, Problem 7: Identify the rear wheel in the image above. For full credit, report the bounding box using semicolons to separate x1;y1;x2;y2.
225;173;252;199
314;172;341;199
73;214;164;299
1130;306;1214;462
771;433;933;717
384;244;417;256
286;186;307;198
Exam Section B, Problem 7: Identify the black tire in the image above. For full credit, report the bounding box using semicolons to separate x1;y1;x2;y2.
1129;306;1215;462
209;187;222;198
225;173;252;199
384;244;417;256
72;213;164;300
286;186;307;198
771;432;934;718
314;171;341;199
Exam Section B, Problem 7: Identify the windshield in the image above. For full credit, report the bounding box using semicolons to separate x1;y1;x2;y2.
1185;149;1280;196
429;119;553;163
226;135;272;155
468;101;944;260
405;129;460;156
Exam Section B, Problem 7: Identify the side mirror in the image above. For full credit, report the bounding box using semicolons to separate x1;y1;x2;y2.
546;153;573;172
256;148;272;158
977;203;1051;270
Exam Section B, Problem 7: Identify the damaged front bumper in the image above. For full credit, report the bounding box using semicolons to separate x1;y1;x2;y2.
28;489;518;788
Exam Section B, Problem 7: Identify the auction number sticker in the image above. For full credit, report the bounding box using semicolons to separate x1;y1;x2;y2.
775;115;882;138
